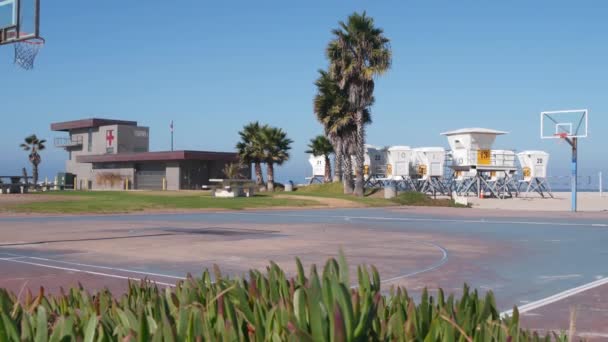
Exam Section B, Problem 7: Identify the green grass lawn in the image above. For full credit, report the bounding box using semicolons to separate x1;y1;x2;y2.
293;182;395;207
0;184;466;215
1;191;320;214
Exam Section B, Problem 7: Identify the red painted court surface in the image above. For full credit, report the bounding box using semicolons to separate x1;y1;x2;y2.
0;207;607;338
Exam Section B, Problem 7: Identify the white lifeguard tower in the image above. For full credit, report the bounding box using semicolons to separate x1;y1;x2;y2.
441;128;517;198
517;151;552;198
412;147;448;194
307;154;327;184
385;146;416;190
362;145;388;187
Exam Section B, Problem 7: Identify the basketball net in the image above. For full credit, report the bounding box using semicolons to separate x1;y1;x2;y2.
555;132;569;145
13;36;45;70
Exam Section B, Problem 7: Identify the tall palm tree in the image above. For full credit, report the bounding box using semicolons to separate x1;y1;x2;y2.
313;69;372;194
20;134;46;185
327;12;391;197
260;126;293;192
313;70;346;184
236;122;266;186
305;135;334;183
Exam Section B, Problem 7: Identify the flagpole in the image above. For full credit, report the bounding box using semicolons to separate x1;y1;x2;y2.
170;120;174;151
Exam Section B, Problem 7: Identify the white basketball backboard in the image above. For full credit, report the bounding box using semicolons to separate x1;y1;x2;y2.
540;109;588;139
0;0;39;45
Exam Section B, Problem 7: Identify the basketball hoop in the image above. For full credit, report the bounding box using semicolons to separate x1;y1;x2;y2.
13;36;45;70
554;132;569;144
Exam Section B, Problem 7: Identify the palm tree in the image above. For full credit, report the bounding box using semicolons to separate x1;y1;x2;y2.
260;126;293;192
313;70;346;184
305;135;334;183
236;122;266;187
327;12;392;197
313;69;372;194
20;134;46;185
222;162;244;180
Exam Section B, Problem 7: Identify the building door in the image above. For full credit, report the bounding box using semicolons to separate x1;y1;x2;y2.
135;163;165;190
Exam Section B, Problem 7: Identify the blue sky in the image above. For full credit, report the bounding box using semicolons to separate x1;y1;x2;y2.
1;0;606;183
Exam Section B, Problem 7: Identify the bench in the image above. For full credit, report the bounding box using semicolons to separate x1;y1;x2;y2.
0;176;32;194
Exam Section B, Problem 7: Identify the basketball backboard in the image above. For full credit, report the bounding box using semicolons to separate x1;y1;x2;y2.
0;0;39;45
540;109;588;139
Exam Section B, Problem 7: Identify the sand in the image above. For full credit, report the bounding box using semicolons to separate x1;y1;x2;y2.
469;192;608;212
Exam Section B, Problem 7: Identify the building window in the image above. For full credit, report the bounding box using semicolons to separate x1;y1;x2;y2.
87;128;93;152
69;151;72;160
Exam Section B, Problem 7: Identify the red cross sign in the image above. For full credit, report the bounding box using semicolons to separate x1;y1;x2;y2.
106;130;115;147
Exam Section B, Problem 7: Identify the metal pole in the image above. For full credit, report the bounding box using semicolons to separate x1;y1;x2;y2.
171;131;174;151
600;171;603;197
35;0;40;37
571;138;577;212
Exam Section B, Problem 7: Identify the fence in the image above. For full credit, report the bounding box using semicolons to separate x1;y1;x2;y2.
547;172;604;193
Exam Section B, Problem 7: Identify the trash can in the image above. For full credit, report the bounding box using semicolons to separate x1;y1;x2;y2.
384;182;397;199
284;181;294;192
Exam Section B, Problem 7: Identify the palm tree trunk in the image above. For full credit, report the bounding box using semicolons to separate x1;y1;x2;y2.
254;162;264;187
324;155;331;183
333;141;343;182
353;110;365;197
22;167;29;185
32;163;39;186
266;163;275;192
342;149;354;194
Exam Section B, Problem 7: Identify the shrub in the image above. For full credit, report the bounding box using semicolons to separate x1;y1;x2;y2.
391;191;468;208
0;255;561;341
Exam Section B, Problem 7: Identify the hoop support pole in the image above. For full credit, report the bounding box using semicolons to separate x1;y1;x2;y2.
571;137;578;212
35;0;40;37
600;171;603;198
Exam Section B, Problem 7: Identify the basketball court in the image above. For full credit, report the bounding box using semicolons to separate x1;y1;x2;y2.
0;207;607;338
1;0;603;338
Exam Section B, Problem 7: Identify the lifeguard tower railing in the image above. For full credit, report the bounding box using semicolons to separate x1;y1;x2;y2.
452;150;517;168
54;136;83;148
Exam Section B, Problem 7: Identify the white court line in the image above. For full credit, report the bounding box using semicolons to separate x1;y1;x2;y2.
0;252;22;257
2;258;176;288
0;256;26;261
382;241;449;284
501;276;608;317
223;212;608;228
26;256;186;280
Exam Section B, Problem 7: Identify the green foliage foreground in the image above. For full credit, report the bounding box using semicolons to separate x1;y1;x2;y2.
0;257;564;341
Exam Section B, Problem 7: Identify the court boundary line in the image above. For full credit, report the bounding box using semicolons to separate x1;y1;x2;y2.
382;241;449;284
223;212;608;228
501;276;608;317
26;256;186;280
0;258;177;287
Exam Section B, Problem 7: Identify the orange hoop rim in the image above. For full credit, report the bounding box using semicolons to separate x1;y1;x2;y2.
554;132;569;139
19;37;45;45
7;32;45;45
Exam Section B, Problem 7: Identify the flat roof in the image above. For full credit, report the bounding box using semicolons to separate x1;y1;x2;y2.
440;128;508;136
76;150;238;163
51;118;138;132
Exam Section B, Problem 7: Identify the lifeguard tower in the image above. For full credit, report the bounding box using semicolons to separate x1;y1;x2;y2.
517;151;552;198
412;147;448;195
362;145;388;187
307;154;327;184
442;128;517;198
385;146;416;190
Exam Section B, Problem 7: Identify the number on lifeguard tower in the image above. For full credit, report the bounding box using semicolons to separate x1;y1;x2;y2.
536;158;543;164
477;150;491;165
